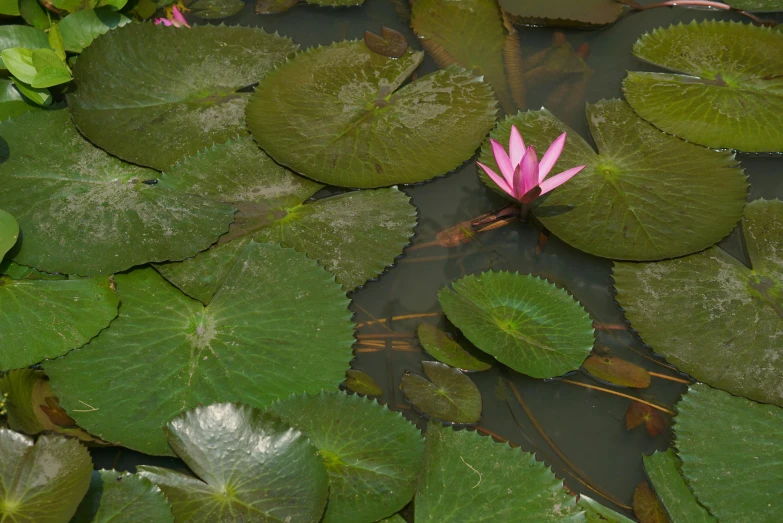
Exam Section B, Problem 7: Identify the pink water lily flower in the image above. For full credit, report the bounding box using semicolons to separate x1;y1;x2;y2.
154;6;191;28
477;125;586;204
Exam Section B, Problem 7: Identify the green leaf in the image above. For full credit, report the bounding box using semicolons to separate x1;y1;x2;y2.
417;323;491;371
643;450;716;523
578;495;636;523
623;21;783;152
1;48;37;85
19;0;50;29
47;23;66;62
0;26;50;69
0;275;118;371
0;429;92;522
138;403;328;522
69;23;298;170
344;369;383;396
269;391;424;523
411;0;513;112
11;79;51;107
675;383;783;522
415;422;580;521
189;0;245;19
498;0;624;28
0;109;236;276
0;0;19;16
613;199;783;407
29;48;72;88
438;271;594;378
48;0;128;13
0;209;18;259
72;471;173;523
401;361;482;423
0;79;40;120
306;0;363;5
59;7;131;53
726;0;783;10
45;242;354;455
478;99;748;260
154;137;417;301
247;40;497;188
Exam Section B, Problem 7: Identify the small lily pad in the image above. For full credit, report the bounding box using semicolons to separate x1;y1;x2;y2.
613;199;783;407
415;422;580;521
626;402;666;437
0;209;18;259
45;242;354;455
138;403;328;522
498;0;624;28
269;391;424;523
582;354;650;388
72;471;174;523
69;23;298;170
438;271;595;378
675;383;783;522
633;482;668;523
0;429;93;522
344;369;383;396
624;21;783;152
364;27;407;58
247;40;497;188
189;0;245;18
643;450;716;523
58;7;131;53
255;0;298;14
401;361;482;423
417;323;491;371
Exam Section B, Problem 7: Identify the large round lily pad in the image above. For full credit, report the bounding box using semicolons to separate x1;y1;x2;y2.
72;471;174;523
415;422;580;521
613;199;783;407
139;403;328;522
478;99;748;260
154;138;417;303
269;392;424;523
623;21;783;152
0;110;236;275
69;23;298;170
643;450;716;523
246;40;497;188
0;275;118;371
498;0;624;28
675;383;783;522
438;271;594;378
45;241;355;455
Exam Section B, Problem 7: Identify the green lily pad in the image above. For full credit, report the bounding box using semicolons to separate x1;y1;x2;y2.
0;79;40;120
415;422;580;521
344;369;383;396
417;323;491;371
189;0;245;18
578;495;636;522
675;383;783;522
726;0;783;10
269;391;424;523
58;7;131;53
0;110;236;276
69;23;298;170
45;242;354;455
154;137;416;302
0;26;50;69
623;21;783;152
411;0;513;112
0;275;118;371
0;429;93;522
478;99;748;260
138;403;328;522
246;40;497;188
498;0;624;28
438;271;594;378
72;471;174;523
0;260;64;280
613;199;783;407
643;450;716;523
307;0;363;5
0;209;18;259
401;361;482;423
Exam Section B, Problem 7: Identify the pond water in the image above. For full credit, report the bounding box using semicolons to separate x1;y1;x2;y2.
89;1;783;518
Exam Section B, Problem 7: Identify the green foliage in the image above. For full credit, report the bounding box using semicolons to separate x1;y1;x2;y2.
643;450;716;523
189;0;245;18
0;25;50;69
72;471;174;523
1;47;72;88
401;361;482;423
417;324;491;371
498;0;623;27
59;7;131;53
0;209;18;259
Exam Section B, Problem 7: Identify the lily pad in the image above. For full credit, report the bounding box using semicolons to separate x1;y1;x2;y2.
417;323;491;371
45;242;354;455
246;40;497;188
415;422;580;521
58;7;131;53
675;383;783;522
411;0;513;112
72;471;174;523
0;209;18;258
69;23;298;170
401;361;482;423
643;450;716;523
613;199;783;407
633;482;668;523
0;274;118;371
269;391;424;523
0;429;93;523
623;21;783;152
0;26;50;69
726;0;783;10
478;99;748;260
154;137;416;302
498;0;624;28
438;271;594;378
0;79;40;120
0;110;236;276
344;369;383;396
579;495;636;522
138;403;328;522
189;0;245;18
626;402;666;437
582;354;650;388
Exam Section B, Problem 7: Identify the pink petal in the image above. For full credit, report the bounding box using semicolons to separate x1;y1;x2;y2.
154;18;172;26
538;165;586;195
517;146;539;199
172;6;191;27
538;132;567;182
477;162;515;198
490;139;515;187
509;125;525;169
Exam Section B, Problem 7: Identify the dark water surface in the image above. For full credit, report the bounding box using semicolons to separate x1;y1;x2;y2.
93;1;783;516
